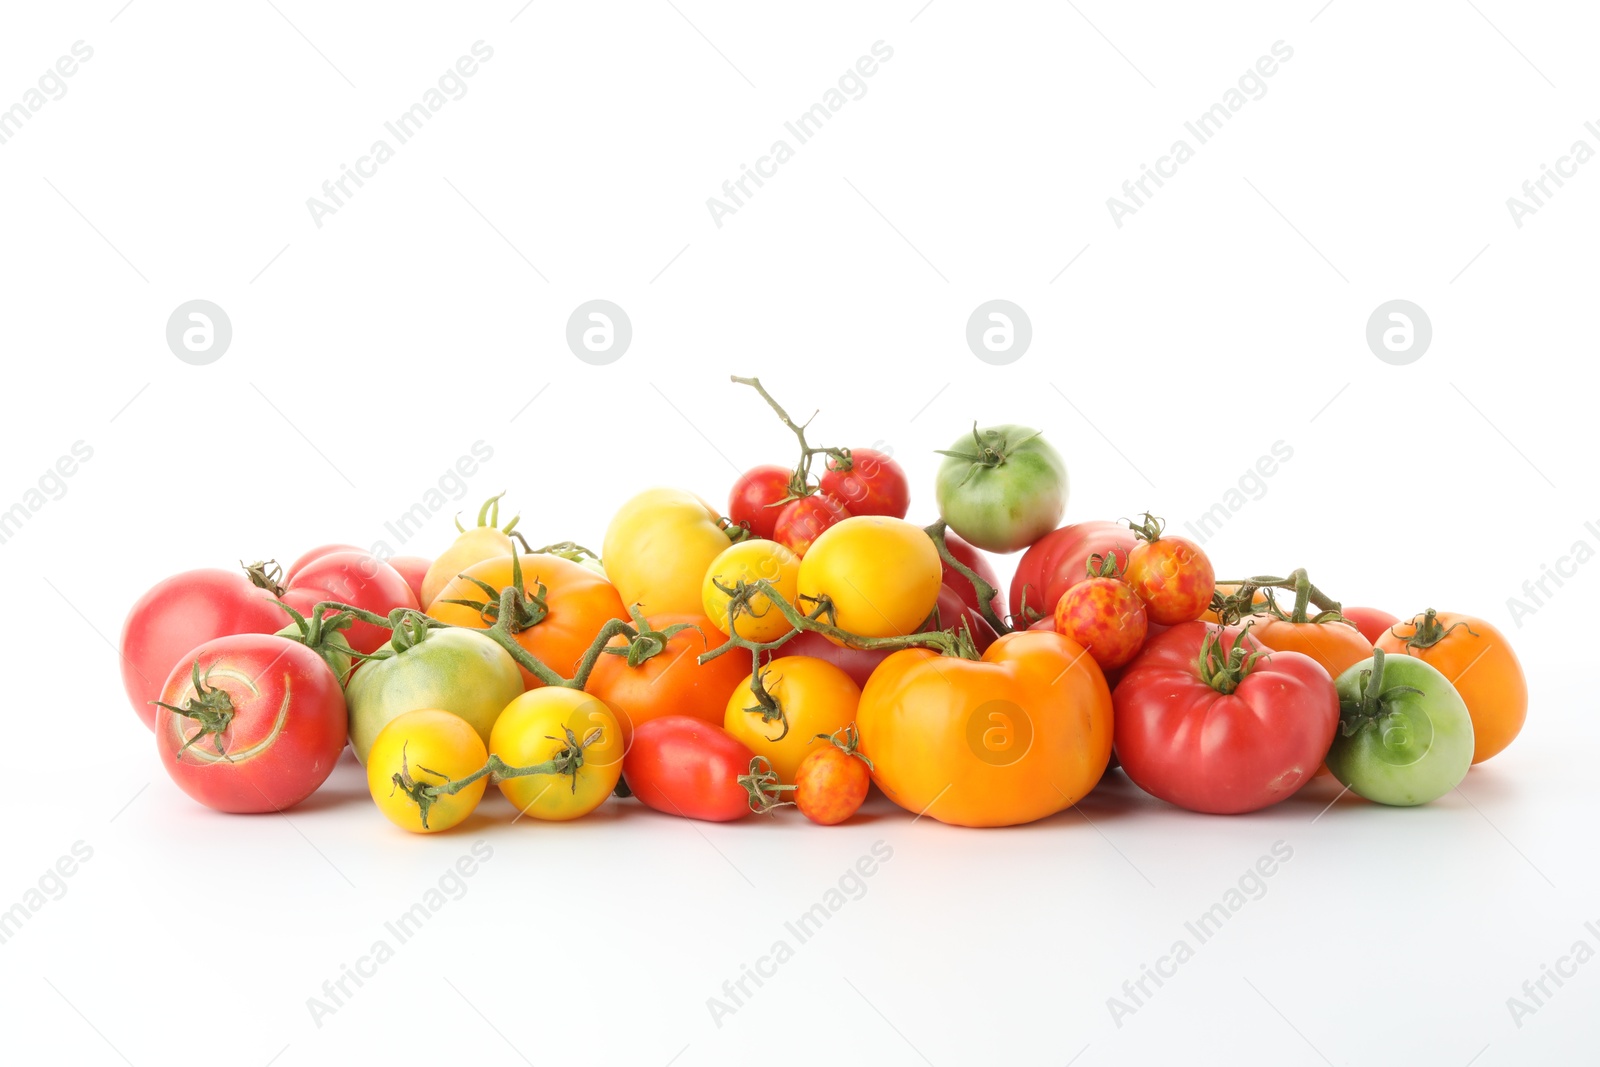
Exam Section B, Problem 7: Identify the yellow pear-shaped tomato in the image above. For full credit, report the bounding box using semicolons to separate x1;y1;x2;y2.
603;488;735;615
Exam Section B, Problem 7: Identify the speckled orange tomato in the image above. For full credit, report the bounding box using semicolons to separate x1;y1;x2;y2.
1124;517;1214;625
1053;561;1147;670
793;731;872;825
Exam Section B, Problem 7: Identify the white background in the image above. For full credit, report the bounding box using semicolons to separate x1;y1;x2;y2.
2;2;1596;1064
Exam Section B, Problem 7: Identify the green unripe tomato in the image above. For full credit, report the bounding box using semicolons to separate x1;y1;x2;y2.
934;424;1068;554
1326;651;1474;806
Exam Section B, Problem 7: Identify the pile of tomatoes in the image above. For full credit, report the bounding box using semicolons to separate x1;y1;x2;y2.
118;378;1528;832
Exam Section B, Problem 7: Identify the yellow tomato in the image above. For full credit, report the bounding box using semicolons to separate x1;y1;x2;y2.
723;656;861;783
603;488;735;616
421;493;523;608
702;539;800;642
490;688;623;821
795;516;941;641
366;709;488;833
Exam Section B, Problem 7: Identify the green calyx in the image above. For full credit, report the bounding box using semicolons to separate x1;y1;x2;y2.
935;423;1043;487
1397;608;1476;650
1339;648;1426;738
603;605;700;668
151;660;237;756
1195;628;1267;695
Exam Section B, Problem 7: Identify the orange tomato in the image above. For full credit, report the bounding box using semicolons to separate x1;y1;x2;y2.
583;613;750;744
856;630;1112;827
1244;615;1372;680
428;553;628;688
1377;609;1526;764
723;656;861;784
1200;583;1268;624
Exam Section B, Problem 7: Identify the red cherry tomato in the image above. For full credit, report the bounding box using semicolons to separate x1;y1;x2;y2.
154;634;348;813
728;465;794;541
1342;606;1399;645
623;716;757;822
1010;521;1140;625
773;494;850;557
387;555;433;604
120;569;288;731
1114;622;1338;814
1124;518;1215;626
939;529;1003;619
819;448;909;520
278;551;420;655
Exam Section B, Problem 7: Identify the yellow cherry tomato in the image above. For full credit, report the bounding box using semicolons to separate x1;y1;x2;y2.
723;656;861;783
701;539;801;642
366;709;488;833
603;488;735;615
489;688;624;821
795;515;942;641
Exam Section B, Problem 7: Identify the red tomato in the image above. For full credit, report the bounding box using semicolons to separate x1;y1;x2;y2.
1009;521;1140;625
925;584;998;654
1125;528;1215;626
120;569;288;731
773;494;849;556
1342;606;1399;645
1054;574;1148;670
728;465;794;541
283;543;362;583
278;551;420;655
769;630;893;689
1114;622;1338;814
820;448;909;520
940;529;1003;619
154;634;348;812
623;716;757;822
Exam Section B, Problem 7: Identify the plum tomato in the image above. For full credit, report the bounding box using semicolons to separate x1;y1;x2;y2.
623;716;758;822
820;447;910;520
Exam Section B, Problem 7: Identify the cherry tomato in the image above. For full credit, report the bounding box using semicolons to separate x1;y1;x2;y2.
773;493;850;557
1114;622;1338;814
702;539;800;642
723;656;861;784
366;708;489;833
121;569;288;731
155;634;347;813
1010;521;1139;625
728;465;795;541
1124;517;1215;626
1054;556;1148;670
1342;606;1400;645
793;727;872;825
1377;609;1526;764
623;716;758;822
490;688;623;821
820;447;910;520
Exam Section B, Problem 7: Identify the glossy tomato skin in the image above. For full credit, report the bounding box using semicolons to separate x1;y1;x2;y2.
820;448;910;520
428;553;628;688
935;425;1068;553
121;569;289;731
773;493;850;557
1114;622;1338;814
1327;654;1473;806
366;709;488;833
1377;611;1526;764
1054;577;1148;670
940;529;1003;619
491;688;624;820
702;540;800;642
284;543;362;582
422;527;517;609
387;556;432;605
794;746;871;825
604;488;734;615
1342;606;1400;645
728;465;794;541
1010;521;1140;625
1245;615;1372;681
155;635;347;813
623;716;756;822
857;630;1113;827
282;551;420;655
796;516;942;641
584;613;750;744
723;656;861;784
346;628;524;763
1125;536;1215;625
